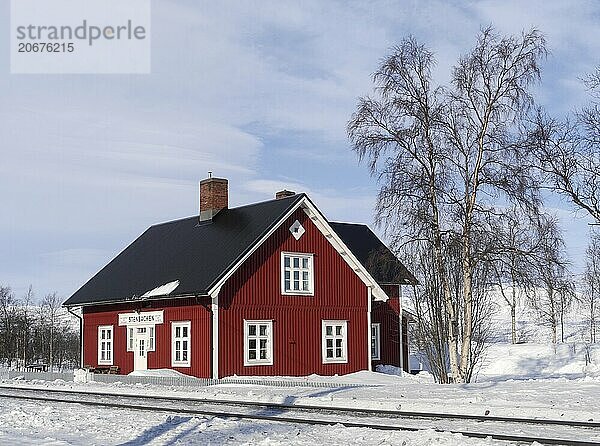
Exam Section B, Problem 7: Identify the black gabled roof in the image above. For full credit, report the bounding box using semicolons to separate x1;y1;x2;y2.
64;193;305;306
330;222;417;286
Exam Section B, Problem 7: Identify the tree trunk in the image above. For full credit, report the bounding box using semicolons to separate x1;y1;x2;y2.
22;331;26;366
511;306;517;344
433;235;460;382
549;288;557;344
429;168;460;383
510;257;518;344
49;323;54;371
591;298;596;343
560;308;565;343
459;247;473;383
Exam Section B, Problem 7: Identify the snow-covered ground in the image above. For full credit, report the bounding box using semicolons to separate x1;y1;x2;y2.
1;369;599;445
1;296;598;444
0;395;505;446
5;368;600;421
2;341;600;445
476;342;600;380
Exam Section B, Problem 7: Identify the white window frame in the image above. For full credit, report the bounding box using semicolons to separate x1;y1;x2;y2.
148;326;155;352
244;320;274;366
127;327;134;352
97;325;113;365
171;321;191;367
281;252;314;295
322;320;348;364
371;323;381;360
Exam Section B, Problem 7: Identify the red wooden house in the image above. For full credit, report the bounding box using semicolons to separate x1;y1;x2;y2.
63;177;416;378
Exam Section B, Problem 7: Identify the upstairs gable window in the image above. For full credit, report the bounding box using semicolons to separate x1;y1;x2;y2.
281;252;314;295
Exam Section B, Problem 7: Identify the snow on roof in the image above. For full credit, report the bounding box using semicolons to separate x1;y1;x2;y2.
141;280;180;298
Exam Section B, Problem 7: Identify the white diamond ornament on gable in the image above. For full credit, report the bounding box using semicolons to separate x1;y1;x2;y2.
289;220;305;240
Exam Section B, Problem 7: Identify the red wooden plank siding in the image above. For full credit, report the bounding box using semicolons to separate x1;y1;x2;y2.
218;208;369;377
83;310;131;371
371;284;409;372
83;298;211;377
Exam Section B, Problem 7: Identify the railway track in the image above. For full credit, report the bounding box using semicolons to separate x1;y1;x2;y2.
0;385;598;445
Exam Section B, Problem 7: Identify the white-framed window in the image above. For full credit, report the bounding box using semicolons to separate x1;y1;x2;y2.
281;252;314;295
127;327;134;351
371;323;381;360
322;320;348;364
148;326;155;351
171;321;191;367
244;320;273;366
98;325;113;365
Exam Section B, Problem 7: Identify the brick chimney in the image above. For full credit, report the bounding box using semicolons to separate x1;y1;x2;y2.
275;190;295;199
199;174;228;221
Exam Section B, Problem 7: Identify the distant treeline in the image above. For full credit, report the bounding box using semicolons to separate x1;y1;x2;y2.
0;285;79;370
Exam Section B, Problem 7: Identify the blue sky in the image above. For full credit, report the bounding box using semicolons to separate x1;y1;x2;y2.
1;0;599;299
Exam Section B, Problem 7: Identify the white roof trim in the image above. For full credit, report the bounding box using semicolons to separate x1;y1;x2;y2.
207;195;388;302
300;198;388;302
207;198;306;295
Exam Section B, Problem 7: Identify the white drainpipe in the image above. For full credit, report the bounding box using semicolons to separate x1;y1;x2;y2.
398;285;403;376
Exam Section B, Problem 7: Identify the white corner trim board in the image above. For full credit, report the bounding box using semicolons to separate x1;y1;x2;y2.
210;285;221;379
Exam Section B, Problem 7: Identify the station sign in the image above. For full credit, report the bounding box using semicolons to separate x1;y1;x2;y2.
118;310;164;326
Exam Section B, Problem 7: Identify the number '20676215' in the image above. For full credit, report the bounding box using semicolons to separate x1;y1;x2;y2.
18;42;74;52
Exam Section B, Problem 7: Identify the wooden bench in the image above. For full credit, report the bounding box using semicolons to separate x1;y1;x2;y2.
92;365;120;375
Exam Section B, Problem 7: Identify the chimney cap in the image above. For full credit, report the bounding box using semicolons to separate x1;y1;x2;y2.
276;190;296;199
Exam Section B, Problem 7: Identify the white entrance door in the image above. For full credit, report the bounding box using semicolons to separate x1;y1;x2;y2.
133;326;150;371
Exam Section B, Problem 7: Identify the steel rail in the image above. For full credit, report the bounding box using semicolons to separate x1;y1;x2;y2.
0;387;598;446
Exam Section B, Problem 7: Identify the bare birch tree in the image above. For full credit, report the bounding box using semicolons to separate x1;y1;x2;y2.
348;27;546;382
42;292;61;370
0;286;18;366
444;28;546;378
584;231;600;342
18;286;34;367
532;67;600;224
0;284;78;369
489;208;554;344
404;240;451;383
528;217;574;343
347;35;462;379
490;213;529;345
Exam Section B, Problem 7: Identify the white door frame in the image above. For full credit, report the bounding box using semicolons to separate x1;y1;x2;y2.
133;326;150;371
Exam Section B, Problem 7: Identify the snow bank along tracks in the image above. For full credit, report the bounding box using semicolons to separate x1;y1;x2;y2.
0;386;598;445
